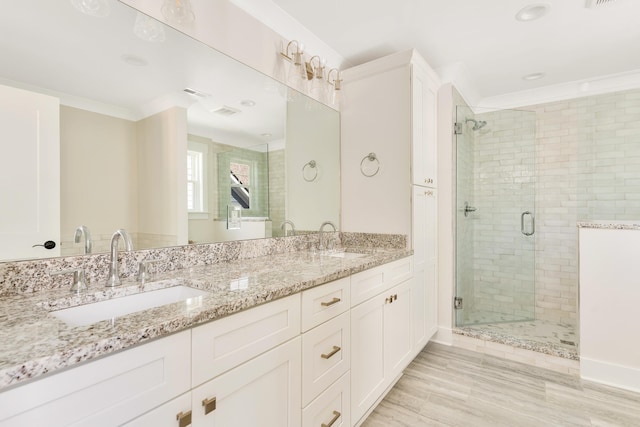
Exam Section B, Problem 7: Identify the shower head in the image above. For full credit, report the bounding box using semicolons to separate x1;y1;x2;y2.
465;118;487;131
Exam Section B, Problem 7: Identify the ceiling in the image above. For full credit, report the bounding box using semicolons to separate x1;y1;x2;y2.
269;0;640;104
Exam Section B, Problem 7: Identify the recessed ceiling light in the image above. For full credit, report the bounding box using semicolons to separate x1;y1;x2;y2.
515;4;550;21
121;54;148;67
522;72;545;81
260;133;272;138
240;99;256;107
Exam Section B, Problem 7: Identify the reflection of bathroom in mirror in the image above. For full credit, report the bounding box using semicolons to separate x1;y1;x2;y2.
0;0;340;262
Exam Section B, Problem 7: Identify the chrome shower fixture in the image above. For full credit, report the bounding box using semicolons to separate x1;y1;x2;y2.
466;118;487;131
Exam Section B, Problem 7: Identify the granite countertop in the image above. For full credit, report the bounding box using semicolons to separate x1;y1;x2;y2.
577;220;640;230
0;246;411;391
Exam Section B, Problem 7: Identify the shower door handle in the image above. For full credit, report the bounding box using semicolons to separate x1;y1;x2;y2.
521;211;535;236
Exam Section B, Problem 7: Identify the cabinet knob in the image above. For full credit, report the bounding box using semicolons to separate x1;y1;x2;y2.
320;297;341;307
321;345;341;359
321;410;342;427
176;410;192;427
202;396;217;415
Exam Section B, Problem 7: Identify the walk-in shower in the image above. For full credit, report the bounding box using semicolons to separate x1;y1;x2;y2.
453;104;577;359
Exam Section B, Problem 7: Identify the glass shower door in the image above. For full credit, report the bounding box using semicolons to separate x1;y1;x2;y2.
455;106;536;326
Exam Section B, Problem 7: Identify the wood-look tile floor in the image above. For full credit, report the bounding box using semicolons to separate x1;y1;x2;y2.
362;343;640;427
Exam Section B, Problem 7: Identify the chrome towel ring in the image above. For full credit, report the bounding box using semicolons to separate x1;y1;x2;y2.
360;152;380;177
302;160;318;182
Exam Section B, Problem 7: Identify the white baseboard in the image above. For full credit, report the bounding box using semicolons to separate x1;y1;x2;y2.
431;327;453;345
581;357;640;393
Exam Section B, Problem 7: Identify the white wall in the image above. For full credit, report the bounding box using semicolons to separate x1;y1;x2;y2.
60;106;138;254
579;226;640;392
340;60;412;238
137;107;188;248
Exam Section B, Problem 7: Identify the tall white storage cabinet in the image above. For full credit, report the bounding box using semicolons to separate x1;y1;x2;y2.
341;49;440;424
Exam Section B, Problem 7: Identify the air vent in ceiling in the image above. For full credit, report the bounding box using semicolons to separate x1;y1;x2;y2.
213;106;241;116
585;0;617;8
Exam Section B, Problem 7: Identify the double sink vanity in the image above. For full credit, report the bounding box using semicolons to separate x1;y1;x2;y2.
0;233;428;427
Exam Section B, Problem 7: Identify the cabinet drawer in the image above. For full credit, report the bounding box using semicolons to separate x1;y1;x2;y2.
301;277;350;332
0;331;191;427
302;311;350;406
303;372;350;427
351;257;413;306
123;392;191;427
192;294;301;386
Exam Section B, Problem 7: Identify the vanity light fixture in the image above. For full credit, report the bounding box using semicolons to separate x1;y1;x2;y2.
70;0;110;17
327;68;342;91
327;68;343;107
308;56;327;99
515;3;550;21
161;0;195;25
281;40;308;89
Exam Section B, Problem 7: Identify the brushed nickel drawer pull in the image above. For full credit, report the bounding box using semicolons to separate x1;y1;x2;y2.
202;396;217;415
321;297;341;307
176;410;192;427
321;346;341;359
321;410;341;427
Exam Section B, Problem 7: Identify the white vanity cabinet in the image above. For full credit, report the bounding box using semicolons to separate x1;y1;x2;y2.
349;257;414;426
0;331;191;427
1;256;418;427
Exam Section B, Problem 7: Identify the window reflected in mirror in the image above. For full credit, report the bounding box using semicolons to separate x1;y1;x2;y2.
230;161;251;209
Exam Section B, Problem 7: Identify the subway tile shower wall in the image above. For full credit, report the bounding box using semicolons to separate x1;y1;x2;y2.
465;87;640;327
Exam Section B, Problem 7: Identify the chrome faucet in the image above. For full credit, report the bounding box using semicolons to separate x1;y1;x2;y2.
106;229;133;287
74;225;92;254
280;220;296;236
318;221;337;251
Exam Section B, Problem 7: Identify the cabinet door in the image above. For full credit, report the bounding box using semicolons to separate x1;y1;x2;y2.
411;63;438;188
350;294;385;425
384;279;413;380
0;331;191;427
0;84;60;259
412;187;437;353
123;392;192;427
191;337;301;427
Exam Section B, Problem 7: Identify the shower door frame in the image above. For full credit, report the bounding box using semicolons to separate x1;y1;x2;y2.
454;106;537;327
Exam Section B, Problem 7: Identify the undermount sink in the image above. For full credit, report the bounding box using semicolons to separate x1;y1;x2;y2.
50;286;209;327
323;251;366;260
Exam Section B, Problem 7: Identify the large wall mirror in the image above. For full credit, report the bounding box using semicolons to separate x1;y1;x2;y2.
0;0;340;262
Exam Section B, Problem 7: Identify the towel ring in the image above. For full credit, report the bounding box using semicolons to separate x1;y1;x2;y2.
360;152;380;177
302;160;318;182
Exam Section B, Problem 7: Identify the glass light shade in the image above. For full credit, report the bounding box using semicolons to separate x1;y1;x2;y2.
133;13;166;42
161;0;195;25
70;0;110;17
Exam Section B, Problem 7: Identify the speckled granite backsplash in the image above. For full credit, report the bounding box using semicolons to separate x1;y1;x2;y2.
0;232;406;294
